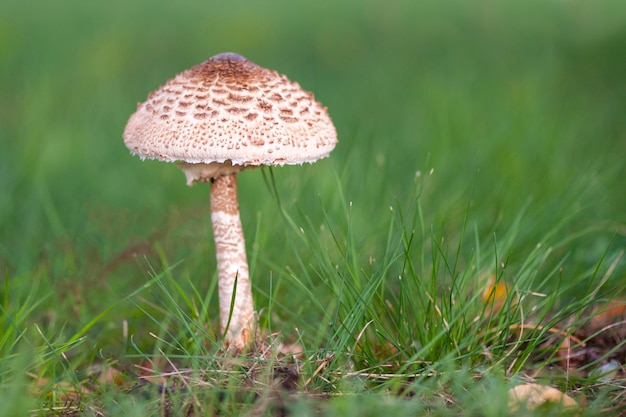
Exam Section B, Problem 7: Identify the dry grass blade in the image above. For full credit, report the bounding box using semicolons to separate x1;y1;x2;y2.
303;354;335;388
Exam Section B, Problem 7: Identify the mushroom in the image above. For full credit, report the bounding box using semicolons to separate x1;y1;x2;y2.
123;53;337;350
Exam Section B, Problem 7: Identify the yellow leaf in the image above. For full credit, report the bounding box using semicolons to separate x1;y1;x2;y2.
483;274;514;313
508;383;580;414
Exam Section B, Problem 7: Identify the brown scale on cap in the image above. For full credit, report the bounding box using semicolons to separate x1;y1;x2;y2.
123;53;337;172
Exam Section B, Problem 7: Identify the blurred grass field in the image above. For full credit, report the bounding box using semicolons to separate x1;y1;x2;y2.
1;0;626;415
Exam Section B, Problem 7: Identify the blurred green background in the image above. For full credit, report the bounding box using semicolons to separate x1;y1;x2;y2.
1;0;625;343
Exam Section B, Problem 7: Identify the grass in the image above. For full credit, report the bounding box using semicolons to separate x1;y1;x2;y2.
1;0;626;415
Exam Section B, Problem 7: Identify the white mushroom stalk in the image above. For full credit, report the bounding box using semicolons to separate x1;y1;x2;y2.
210;173;254;349
123;52;337;352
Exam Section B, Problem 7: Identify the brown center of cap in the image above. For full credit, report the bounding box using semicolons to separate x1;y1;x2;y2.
186;53;263;86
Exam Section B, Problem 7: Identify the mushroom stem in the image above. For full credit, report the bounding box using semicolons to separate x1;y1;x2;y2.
210;173;255;350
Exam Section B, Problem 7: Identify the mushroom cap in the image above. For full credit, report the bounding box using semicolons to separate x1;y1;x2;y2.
123;53;337;173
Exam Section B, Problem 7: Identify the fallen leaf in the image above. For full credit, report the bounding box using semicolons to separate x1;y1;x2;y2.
556;335;586;374
483;274;515;313
28;373;90;402
508;383;579;414
587;299;626;339
97;366;126;387
588;360;620;383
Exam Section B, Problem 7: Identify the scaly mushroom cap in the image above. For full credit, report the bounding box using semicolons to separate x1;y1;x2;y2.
123;53;337;173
